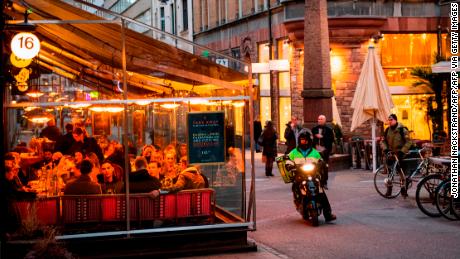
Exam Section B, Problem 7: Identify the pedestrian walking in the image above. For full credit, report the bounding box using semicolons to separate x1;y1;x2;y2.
254;115;263;153
258;121;278;177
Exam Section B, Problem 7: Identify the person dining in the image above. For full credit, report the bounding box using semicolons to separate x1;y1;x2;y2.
128;157;161;194
64;160;102;195
161;164;206;193
100;162;124;194
148;161;162;180
160;151;179;189
2;165;36;200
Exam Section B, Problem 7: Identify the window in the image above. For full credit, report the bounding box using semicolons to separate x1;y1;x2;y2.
258;43;272;125
109;0;136;13
277;39;292;142
182;0;188;30
128;10;152;34
171;3;175;34
160;7;165;32
381;33;448;85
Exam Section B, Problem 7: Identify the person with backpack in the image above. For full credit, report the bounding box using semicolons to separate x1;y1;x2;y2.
380;114;413;197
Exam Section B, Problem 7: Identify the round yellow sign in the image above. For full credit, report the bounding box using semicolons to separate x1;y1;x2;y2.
10;53;32;68
11;32;41;59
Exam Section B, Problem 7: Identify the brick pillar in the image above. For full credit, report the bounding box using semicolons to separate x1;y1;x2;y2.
302;0;333;128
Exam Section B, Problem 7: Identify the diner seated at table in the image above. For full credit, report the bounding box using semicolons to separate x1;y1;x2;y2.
160;151;180;189
86;152;101;183
106;142;125;169
5;152;29;185
64;160;102;195
177;143;188;163
2;165;36;200
100;161;124;194
30;149;54;170
142;145;154;163
74;151;84;166
148;161;161;179
161;164;206;193
128;157;161;194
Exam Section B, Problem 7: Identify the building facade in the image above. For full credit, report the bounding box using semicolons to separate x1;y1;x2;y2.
193;0;450;141
96;0;193;49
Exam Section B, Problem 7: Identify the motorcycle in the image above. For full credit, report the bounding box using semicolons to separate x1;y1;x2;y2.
276;155;324;226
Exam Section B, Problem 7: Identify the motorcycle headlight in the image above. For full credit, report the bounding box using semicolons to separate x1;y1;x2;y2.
301;163;315;172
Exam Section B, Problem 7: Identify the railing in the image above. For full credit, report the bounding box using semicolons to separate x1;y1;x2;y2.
284;1;444;22
12;189;215;232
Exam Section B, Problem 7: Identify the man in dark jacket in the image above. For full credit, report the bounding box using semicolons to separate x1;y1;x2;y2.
68;127;104;162
55;123;75;155
312;115;335;189
380;114;413;198
64;160;102;195
284;116;302;154
129;157;161;194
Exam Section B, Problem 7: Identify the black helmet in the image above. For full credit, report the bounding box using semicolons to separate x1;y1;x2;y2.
298;128;312;143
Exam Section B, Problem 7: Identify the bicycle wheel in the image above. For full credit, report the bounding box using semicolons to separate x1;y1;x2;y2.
374;166;402;199
451;195;460;220
415;174;443;217
435;180;458;221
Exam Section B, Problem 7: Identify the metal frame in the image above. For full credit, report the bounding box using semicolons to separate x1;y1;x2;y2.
5;15;256;235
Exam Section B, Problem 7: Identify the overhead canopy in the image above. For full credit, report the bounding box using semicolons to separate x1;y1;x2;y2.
5;0;248;98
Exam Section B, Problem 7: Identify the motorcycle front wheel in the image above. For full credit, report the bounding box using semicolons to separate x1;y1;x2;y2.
374;165;402;199
303;199;319;226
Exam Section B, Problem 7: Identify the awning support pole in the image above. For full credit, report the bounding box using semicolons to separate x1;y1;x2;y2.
121;18;131;236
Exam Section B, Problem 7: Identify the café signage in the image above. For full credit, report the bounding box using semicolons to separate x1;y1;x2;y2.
11;32;41;59
187;112;225;164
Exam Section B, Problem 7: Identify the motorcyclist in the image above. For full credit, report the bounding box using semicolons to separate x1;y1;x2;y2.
288;129;337;222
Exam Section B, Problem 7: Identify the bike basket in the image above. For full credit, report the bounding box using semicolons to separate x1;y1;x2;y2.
276;156;294;184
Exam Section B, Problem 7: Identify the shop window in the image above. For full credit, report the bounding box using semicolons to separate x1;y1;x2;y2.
391;95;433;140
258;42;271;102
381;33;449;85
260;97;271;127
279;97;291;142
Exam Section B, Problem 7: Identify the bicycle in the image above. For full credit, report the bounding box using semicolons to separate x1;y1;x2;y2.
374;147;432;199
415;158;450;217
435;177;459;221
374;151;406;199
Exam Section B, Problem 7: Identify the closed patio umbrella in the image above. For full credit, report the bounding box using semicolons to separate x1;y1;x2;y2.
351;46;394;172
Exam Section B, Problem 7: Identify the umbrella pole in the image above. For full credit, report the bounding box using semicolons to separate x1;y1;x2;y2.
372;115;377;173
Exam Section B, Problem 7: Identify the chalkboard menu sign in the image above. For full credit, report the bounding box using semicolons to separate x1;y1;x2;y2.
187;112;225;164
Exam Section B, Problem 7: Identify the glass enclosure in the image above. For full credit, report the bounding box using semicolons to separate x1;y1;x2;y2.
3;0;254;239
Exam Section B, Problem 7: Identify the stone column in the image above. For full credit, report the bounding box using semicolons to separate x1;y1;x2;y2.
302;0;333;128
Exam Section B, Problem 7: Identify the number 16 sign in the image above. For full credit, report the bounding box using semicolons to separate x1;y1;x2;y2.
11;32;41;59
